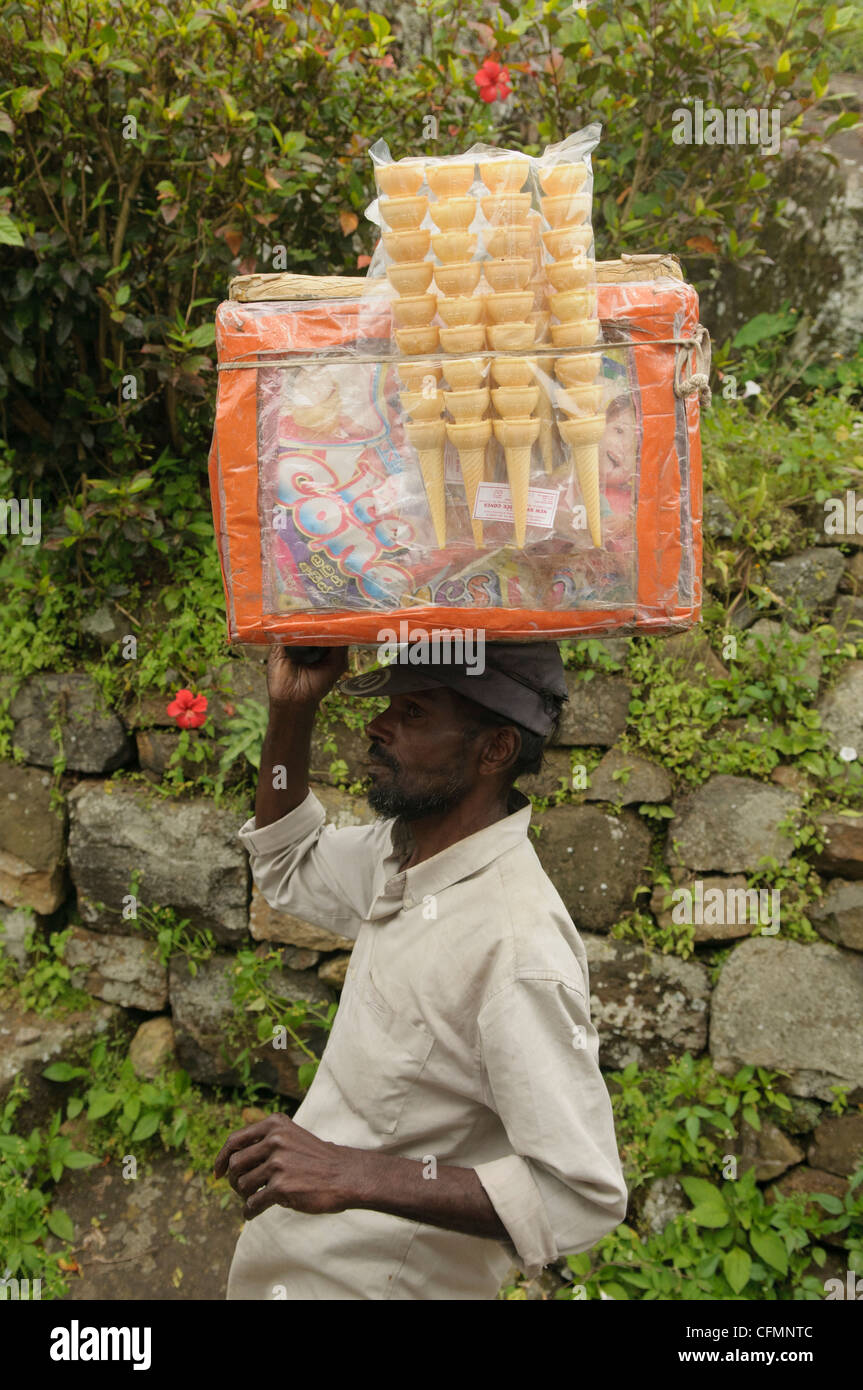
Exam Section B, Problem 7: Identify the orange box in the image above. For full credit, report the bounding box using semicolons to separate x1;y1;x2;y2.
208;265;705;643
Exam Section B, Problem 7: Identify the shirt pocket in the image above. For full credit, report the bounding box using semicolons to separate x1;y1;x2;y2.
327;972;434;1136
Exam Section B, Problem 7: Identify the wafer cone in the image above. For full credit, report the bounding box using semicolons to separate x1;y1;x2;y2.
485;291;534;325
387;261;434;296
537;163;588;197
379;195;429;230
444;357;486;390
444;388;490;420
550;288;597;321
536;386;555;473
486;322;534;350
400;389;444;420
483;258;532;293
558;384;603;417
555;354;601;386
546;256;594;291
377;160;426;197
427;163;475;198
391;294;436;328
490;356;536;387
479;157;529;193
542;225;593;259
398;363;443;391
446;419;491;546
434;261;481;296
540;194;590;227
480;194;531;225
492;385;539;417
437;295;483;326
551;319;600;348
559;415;606;548
429;197;477;231
493;418;540;548
405;419;447;549
440;324;485;353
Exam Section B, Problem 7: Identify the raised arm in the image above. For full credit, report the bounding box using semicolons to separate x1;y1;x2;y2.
255;645;348;828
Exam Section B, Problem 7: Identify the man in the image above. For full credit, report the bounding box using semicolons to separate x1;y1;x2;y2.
217;640;628;1300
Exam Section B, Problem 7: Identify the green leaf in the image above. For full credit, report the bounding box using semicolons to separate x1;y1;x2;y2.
723;1246;752;1293
750;1229;788;1275
812;1193;844;1215
131;1111;161;1142
679;1175;724;1207
42;1062;87;1082
185;323;216;348
47;1208;75;1242
825;112;860;138
64;1150;99;1169
690;1200;731;1228
87;1089;118;1119
0;213;25;247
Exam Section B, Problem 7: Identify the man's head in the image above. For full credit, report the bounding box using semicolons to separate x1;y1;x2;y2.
339;642;567;822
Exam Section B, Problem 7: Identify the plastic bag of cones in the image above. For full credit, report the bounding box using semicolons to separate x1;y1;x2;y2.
374;142;604;552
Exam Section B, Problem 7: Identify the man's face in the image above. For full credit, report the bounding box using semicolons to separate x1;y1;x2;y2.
364;688;480;820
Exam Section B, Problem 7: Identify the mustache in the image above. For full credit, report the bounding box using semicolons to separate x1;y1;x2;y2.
368;741;399;773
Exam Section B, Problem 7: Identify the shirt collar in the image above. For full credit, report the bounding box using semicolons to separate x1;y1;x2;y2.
368;790;533;921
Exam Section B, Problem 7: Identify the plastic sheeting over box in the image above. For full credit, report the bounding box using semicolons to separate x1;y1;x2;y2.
208;267;705;644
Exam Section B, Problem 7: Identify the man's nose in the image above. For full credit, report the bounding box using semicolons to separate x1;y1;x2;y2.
366;704;394;743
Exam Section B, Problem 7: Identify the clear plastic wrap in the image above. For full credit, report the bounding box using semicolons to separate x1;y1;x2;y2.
208;262;705;644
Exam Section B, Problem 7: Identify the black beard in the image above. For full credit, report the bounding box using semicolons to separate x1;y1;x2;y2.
366;774;470;822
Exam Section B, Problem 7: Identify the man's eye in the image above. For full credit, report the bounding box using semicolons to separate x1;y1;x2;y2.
406;702;423;717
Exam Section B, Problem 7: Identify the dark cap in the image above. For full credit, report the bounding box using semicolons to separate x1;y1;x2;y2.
338;640;567;737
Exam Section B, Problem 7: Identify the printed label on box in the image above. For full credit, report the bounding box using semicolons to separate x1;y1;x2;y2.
473;484;560;528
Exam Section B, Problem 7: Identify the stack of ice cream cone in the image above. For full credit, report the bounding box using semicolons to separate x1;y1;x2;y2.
490;382;540;549
397;362;447;550
556;353;605;549
534;161;604;548
381;185;438;359
443;384;490;547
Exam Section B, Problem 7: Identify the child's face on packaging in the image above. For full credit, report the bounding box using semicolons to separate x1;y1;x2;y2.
600;405;636;489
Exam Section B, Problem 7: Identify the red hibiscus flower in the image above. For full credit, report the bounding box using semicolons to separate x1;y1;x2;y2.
166;689;208;730
474;59;511;103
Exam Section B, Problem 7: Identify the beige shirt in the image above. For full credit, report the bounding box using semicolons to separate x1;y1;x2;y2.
227;789;627;1301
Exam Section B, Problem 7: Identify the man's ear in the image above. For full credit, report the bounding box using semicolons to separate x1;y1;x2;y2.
477;724;520;778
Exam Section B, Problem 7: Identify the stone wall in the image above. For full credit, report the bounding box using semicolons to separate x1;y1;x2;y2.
2;544;863;1210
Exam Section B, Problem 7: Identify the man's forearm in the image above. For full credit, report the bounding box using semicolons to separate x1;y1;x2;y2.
255;704;317;828
347;1149;510;1243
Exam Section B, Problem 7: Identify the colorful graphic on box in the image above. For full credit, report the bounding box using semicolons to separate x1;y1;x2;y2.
273;446;412;606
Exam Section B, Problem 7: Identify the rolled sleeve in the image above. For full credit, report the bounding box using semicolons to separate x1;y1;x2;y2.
475;975;628;1278
238;791;382;937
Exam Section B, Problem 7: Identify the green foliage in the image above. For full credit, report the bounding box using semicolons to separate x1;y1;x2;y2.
611;1055;794;1192
0;1077;98;1298
226;946;338;1095
702;385;863;569
218;698;269;778
626;627;863;806
0;924;93;1016
555;1055;863;1299
613;905;697;960
559;1163;863;1299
